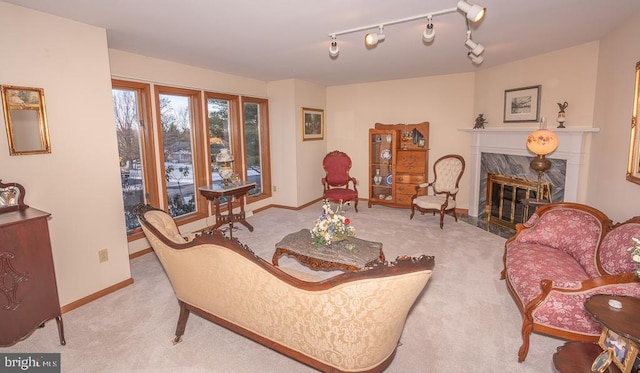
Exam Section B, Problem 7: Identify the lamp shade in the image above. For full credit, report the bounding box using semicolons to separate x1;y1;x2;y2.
526;129;558;155
216;148;234;162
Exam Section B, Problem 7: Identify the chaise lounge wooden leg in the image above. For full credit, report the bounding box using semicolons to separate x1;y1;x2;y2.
518;320;534;362
173;301;190;344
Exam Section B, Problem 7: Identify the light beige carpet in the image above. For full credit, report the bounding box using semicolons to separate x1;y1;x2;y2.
5;202;562;372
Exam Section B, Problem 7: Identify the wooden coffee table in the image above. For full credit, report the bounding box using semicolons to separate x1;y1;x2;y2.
272;229;385;272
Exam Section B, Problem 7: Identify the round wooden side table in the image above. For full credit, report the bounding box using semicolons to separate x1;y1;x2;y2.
553;295;640;373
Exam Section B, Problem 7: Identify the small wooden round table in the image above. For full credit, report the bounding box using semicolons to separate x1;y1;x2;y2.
553;295;640;373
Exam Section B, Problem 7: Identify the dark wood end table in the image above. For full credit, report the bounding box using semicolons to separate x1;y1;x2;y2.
553;295;640;373
198;181;255;238
272;229;385;272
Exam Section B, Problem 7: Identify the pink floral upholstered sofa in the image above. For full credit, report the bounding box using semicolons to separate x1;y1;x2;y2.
501;202;640;362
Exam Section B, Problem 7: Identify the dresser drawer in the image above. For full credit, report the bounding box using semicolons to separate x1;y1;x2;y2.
396;174;425;184
396;194;413;206
396;183;417;195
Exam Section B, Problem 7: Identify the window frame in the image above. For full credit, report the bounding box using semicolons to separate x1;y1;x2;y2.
241;96;272;203
204;91;242;183
154;85;208;225
111;79;159;241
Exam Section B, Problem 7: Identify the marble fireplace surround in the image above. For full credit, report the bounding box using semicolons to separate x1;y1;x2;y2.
460;127;599;217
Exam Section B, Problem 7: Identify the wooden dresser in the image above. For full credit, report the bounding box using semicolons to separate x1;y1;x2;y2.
0;182;65;346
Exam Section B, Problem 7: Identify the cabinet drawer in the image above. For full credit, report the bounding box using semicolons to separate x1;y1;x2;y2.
396;174;425;184
396;183;416;194
396;194;413;206
397;151;426;173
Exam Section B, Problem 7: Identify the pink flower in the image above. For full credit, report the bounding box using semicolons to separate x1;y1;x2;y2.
344;218;350;224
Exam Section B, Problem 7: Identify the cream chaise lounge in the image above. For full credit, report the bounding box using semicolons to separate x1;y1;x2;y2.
134;204;434;373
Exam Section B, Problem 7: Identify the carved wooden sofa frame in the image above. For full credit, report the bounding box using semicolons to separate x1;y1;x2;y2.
500;202;640;362
134;204;434;373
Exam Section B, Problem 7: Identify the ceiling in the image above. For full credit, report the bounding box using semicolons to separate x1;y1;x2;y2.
5;0;640;86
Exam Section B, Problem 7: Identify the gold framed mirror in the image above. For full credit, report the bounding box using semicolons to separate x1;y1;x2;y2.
1;85;51;156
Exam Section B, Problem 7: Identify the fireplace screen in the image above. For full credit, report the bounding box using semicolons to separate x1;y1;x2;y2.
485;173;551;229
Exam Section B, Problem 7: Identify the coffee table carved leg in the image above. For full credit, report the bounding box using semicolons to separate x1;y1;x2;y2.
272;248;284;266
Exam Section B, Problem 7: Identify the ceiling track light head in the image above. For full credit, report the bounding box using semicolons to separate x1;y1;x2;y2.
467;51;484;64
364;25;385;48
422;15;435;43
465;39;484;56
457;0;486;23
329;35;339;58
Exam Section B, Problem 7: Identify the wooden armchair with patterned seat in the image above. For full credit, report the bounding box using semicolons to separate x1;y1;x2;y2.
410;154;465;228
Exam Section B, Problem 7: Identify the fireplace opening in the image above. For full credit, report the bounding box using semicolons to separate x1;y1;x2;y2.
485;173;551;230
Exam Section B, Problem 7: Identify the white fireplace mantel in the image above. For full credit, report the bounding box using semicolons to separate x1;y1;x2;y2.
460;127;599;217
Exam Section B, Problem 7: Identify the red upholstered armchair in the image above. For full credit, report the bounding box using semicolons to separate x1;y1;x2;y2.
322;150;358;212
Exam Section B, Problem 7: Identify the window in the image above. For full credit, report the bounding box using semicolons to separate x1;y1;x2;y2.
111;80;158;239
206;92;240;184
242;96;271;201
154;86;207;221
112;81;271;236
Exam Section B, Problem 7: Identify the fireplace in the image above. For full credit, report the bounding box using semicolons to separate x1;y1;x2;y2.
480;152;565;220
486;173;551;228
461;127;599;218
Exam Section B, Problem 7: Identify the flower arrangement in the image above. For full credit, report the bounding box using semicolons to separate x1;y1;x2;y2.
311;201;356;246
629;237;640;278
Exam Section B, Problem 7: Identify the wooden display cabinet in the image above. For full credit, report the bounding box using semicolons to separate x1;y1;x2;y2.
368;129;396;207
368;122;429;208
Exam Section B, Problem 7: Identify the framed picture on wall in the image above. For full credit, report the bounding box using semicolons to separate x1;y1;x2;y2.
503;85;541;122
302;107;324;141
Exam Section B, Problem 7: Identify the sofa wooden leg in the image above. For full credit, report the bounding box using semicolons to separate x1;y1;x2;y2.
174;301;190;344
518;322;533;362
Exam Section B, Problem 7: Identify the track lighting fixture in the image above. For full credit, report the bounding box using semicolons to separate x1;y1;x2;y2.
422;15;435;43
364;26;385;48
327;1;486;65
329;35;339;58
465;31;484;56
457;0;485;22
467;52;484;64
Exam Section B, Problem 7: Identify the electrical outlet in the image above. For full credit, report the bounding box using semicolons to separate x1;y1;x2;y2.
273;185;277;192
98;249;109;263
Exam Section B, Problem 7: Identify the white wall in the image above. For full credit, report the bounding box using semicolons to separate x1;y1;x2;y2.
266;79;298;206
326;73;475;210
294;80;327;205
0;2;131;306
474;42;600;128
589;11;640;222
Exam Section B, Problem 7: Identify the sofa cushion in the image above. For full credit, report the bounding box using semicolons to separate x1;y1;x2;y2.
600;222;640;275
506;242;589;305
515;208;604;278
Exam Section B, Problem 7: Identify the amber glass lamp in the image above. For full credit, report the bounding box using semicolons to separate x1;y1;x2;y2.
526;129;559;201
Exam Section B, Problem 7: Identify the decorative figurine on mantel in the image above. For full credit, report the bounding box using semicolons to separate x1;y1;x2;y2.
473;114;487;129
557;101;568;128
